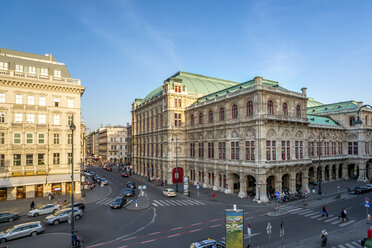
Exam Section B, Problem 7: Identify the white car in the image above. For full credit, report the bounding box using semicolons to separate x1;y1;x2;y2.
162;188;176;197
27;204;60;217
365;184;372;191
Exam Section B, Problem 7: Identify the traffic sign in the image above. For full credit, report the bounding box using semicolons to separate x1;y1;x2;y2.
196;184;200;189
143;185;147;190
275;191;280;199
266;222;272;234
337;184;340;189
365;201;370;208
365;197;370;202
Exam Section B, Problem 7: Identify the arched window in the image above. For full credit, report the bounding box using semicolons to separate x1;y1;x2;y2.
219;108;224;121
268;100;274;115
296;104;301;118
190;114;194;126
208;110;213;123
349;116;355;126
199;112;203;124
283;102;288;116
232;104;238;119
247;101;253;116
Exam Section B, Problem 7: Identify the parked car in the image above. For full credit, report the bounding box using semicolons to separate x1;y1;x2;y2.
110;197;126;209
190;239;225;248
356;186;369;194
61;202;85;211
121;172;129;177
28;204;60;217
162;188;176;197
0;221;44;243
95;176;102;183
365;184;372;192
45;208;83;226
100;178;109;185
89;171;96;177
123;188;135;197
0;213;20;223
127;181;136;189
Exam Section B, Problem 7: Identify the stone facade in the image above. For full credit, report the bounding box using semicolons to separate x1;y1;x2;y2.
98;126;128;162
0;48;85;201
131;71;372;202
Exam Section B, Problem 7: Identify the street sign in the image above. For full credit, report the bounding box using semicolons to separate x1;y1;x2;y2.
143;185;147;190
365;201;370;208
365;197;369;202
337;184;340;189
275;192;280;199
196;184;200;189
266;222;272;234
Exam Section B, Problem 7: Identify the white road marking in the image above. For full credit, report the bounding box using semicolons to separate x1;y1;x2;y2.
152;203;158;207
339;220;355;227
304;212;319;217
165;200;177;206
141;239;156;243
171;201;183;206
148;231;160;236
96;197;109;204
344;243;355;248
297;210;313;215
153;200;164;206
179;200;193;205
167;233;180;238
324;216;339;223
286;208;303;212
190;228;202;232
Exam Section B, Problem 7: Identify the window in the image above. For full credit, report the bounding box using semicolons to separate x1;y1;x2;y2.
190;143;195;158
53;115;60;125
219;142;226;159
198;143;204;158
366;142;370;155
245;141;255;160
13;154;21;166
208;110;213;123
28;66;36;74
0;113;4;123
283;102;288;116
67;99;74;108
40;68;48;76
348;142;353;155
13;133;21;144
178;99;182;107
38;134;45;144
0;154;4;167
0;93;5;103
26;154;33;166
282;141;290;160
15;113;23;122
338;142;343;155
26;114;35;123
53;133;60;144
68;153;72;164
174;98;177;107
365;116;368;126
331;142;336;155
199;113;203;124
54;70;61;78
53;153;60;165
324;142;330;155
266;141;276;160
295;141;303;159
268;100;274;115
208;142;214;159
68;133;72;145
67;115;73;126
38;114;46;124
353;142;358;155
54;98;59;107
317;142;322;156
190;114;194;126
0;61;8;70
15;64;23;72
28;96;34;105
39;97;46;106
296;105;301;118
0;132;4;144
174;113;181;127
38;154;45;165
219;108;225;121
232;104;238;119
230;141;239;160
26;133;33;144
308;142;314;157
16;95;22;104
247;101;253;116
174;85;182;93
299;141;303;158
349;116;355;126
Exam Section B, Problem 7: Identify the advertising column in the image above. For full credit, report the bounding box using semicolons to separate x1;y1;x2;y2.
225;207;244;248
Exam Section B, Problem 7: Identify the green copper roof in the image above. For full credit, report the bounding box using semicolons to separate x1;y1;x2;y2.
307;97;323;107
308;114;340;126
197;78;288;103
307;100;359;114
141;86;163;103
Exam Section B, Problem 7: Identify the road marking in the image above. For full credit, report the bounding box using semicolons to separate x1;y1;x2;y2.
153;200;164;206
191;222;202;226
286;208;303;212
171;201;183;206
141;239;156;243
179;200;193;205
337;245;346;248
304;212;319;217
165;200;177;206
152;203;158;207
339;220;355;227
289;208;307;214
96;197;109;204
193;200;206;205
171;227;182;231
148;232;160;236
190;228;202;232
324;216;339;223
167;233;180;238
210;224;222;228
344;243;355;248
297;210;313;215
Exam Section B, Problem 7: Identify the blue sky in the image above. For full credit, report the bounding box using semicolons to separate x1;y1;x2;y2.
2;0;372;131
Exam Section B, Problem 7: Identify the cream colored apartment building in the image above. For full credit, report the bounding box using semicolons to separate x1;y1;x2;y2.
132;71;372;202
98;126;128;162
0;48;85;201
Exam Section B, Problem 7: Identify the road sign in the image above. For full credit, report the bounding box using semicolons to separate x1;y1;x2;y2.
337;184;340;189
365;197;369;202
275;191;280;199
266;222;272;234
142;185;147;190
365;201;370;208
196;184;200;189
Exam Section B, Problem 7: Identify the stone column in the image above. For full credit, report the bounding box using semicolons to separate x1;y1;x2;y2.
226;175;234;194
358;162;368;182
289;172;296;193
255;175;268;203
275;178;282;194
238;176;247;198
213;170;218;191
342;164;348;179
7;187;16;200
302;169;310;193
203;169;208;188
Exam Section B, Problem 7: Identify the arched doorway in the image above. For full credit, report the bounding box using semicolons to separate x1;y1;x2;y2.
247;175;256;193
266;176;275;191
231;173;240;194
338;164;343;179
324;165;330;181
172;167;183;183
348;164;358;179
282;174;289;191
296;172;302;191
331;165;336;180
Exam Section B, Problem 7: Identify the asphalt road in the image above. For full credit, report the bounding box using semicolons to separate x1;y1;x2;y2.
1;165;370;248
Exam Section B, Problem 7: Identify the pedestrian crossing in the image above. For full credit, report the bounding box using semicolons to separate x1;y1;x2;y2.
331;240;361;248
95;197;116;205
152;199;206;207
279;205;356;227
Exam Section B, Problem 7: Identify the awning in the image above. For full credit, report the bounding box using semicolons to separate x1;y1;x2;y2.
0;176;47;188
47;174;80;183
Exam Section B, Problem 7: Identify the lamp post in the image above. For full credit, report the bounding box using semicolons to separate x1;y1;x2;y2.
318;133;326;195
69;117;76;247
172;136;179;192
82;133;85;197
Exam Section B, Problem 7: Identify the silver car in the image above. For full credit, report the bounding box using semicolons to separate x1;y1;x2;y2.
45;208;83;225
0;221;44;243
28;204;60;217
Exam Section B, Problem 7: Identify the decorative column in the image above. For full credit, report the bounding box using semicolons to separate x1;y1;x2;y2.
358;162;368;182
289;172;296;193
203;169;208;188
226;175;234;194
342;164;348;179
213;169;218;191
275;177;282;194
238;175;247;198
302;169;310;193
255;174;268;203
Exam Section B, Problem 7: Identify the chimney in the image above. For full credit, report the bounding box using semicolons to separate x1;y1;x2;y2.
254;76;263;87
301;87;307;96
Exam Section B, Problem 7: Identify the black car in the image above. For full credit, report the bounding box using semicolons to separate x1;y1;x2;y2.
0;212;20;223
355;186;369;194
62;202;85;210
123;188;135;197
110;197;127;209
127;181;136;189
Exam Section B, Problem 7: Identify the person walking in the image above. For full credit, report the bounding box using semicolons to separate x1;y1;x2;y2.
340;208;348;222
30;201;35;210
212;192;216;201
322;204;328;218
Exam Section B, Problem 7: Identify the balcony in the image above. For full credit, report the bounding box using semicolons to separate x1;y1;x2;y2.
0;69;81;85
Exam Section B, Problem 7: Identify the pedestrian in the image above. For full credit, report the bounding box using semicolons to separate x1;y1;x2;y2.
48;193;52;201
212;192;216;201
322;204;328;218
340;208;348;222
211;242;217;248
30;200;35;210
63;200;67;205
246;245;251;248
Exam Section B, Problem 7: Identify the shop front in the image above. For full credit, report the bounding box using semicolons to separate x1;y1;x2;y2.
35;184;44;197
51;183;62;195
16;186;26;199
0;188;6;201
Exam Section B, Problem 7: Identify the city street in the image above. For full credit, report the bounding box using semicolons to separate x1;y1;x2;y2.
1;164;371;248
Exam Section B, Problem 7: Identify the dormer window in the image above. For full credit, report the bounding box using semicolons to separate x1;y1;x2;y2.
349;116;355;126
54;70;61;78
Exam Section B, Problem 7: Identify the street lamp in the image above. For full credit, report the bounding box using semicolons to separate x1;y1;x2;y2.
171;136;179;192
69;117;76;247
355;104;372;127
81;133;85;197
318;133;326;195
